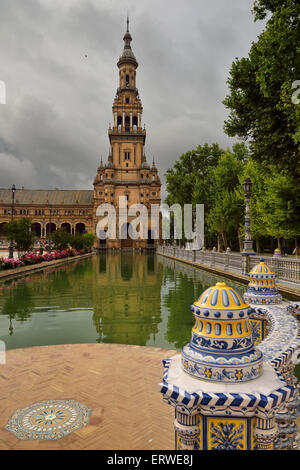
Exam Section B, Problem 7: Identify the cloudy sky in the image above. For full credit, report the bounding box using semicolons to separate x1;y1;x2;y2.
0;0;265;199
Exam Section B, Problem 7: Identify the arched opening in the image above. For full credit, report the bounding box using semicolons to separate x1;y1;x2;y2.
148;229;154;247
98;228;107;249
125;115;130;132
120;222;133;248
132;115;138;132
31;222;42;237
117;115;122;131
75;223;86;234
125;74;130;87
61;222;71;233
46;222;56;235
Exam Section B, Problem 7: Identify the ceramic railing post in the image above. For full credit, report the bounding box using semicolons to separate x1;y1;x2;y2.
255;417;277;450
174;412;199;450
159;266;300;451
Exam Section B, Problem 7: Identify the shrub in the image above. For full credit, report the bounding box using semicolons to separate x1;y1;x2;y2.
0;248;83;271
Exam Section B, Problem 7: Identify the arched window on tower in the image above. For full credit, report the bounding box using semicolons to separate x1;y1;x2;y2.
125;75;130;87
132;115;138;132
117;115;122;131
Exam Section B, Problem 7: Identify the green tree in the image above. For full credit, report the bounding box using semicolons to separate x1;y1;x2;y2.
70;233;95;251
206;193;230;251
165;143;224;245
81;233;95;251
240;160;300;251
223;0;300;175
50;228;72;251
4;218;35;253
207;152;244;251
257;169;300;249
70;234;85;251
165;143;249;249
165;143;224;207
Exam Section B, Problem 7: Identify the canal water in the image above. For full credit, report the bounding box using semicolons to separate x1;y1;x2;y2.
0;252;249;351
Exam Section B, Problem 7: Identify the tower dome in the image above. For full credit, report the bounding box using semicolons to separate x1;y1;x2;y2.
182;282;263;383
244;258;282;305
117;17;138;68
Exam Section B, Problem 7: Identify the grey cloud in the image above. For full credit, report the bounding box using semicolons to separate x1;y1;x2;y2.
0;0;265;198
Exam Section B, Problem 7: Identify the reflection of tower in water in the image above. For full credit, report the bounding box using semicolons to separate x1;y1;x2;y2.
120;251;133;280
92;252;162;345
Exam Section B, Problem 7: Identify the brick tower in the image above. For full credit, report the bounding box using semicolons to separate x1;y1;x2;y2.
93;18;161;249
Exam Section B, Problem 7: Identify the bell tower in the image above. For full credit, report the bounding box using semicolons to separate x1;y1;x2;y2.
93;19;161;249
111;16;145;169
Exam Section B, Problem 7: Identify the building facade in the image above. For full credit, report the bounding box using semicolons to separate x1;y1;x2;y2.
0;21;161;250
0;188;93;242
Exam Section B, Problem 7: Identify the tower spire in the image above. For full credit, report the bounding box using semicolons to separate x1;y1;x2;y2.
117;15;138;68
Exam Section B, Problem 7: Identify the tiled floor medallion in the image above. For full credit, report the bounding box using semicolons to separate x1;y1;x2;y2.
5;399;91;440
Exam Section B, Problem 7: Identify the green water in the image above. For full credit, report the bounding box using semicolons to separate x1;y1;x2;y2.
0;252;249;351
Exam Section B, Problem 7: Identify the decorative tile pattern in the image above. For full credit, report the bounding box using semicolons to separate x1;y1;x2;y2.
254;304;300;367
249;318;267;345
208;418;246;450
184;282;263;383
244;259;282;305
5;399;91;440
160;274;300;450
160;356;294;416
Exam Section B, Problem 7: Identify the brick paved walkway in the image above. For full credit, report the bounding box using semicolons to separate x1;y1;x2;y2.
1;343;299;450
0;343;176;450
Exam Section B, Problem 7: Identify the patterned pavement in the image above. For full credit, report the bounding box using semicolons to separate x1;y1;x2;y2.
1;343;299;450
0;343;176;450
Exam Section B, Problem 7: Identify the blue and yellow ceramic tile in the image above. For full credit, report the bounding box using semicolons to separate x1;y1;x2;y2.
249;318;267;345
183;282;263;383
244;259;282;305
207;417;255;450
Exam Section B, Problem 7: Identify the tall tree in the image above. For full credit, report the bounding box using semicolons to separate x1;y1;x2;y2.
207;152;244;251
257;169;300;248
223;0;300;175
165;143;224;245
165;143;223;207
4;218;35;254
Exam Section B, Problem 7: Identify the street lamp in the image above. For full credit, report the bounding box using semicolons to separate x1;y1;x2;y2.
8;184;16;259
47;204;52;252
242;177;255;273
242;177;252;198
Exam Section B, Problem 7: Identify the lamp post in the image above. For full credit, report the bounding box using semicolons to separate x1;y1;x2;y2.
242;177;255;274
8;184;16;259
47;204;52;252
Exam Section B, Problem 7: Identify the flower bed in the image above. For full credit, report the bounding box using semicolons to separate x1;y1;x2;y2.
0;248;87;271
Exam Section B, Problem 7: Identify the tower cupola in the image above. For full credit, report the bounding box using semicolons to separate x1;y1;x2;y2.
117;17;138;69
